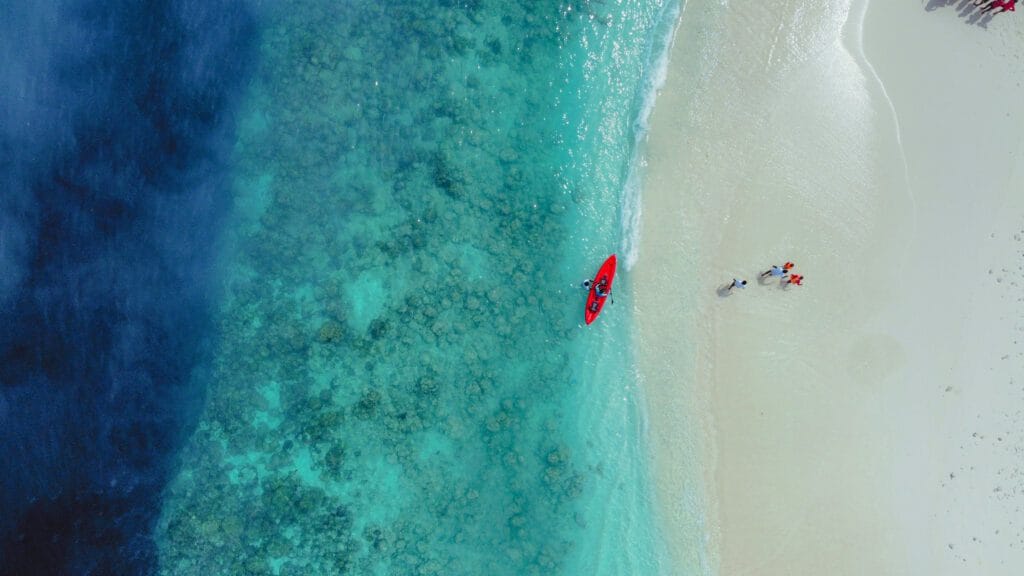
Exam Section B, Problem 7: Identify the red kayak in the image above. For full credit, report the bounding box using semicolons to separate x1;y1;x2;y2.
585;254;616;325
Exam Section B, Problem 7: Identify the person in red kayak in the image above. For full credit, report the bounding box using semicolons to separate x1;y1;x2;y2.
588;276;610;312
980;0;1016;14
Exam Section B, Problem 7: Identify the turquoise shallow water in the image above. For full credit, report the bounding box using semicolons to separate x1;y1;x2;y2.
156;1;679;574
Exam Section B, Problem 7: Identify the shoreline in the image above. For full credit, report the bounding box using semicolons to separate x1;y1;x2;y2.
637;0;1024;574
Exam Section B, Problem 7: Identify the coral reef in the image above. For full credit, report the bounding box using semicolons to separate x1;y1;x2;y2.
156;0;671;569
154;0;622;574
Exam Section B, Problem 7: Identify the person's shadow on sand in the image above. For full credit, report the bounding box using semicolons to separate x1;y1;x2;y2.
756;272;794;289
924;0;996;28
717;278;788;296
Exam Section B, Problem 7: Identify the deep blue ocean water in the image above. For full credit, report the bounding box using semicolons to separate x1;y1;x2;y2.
0;1;254;573
1;1;679;574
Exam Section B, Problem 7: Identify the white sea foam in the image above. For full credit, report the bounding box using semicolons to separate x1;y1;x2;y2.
620;1;682;271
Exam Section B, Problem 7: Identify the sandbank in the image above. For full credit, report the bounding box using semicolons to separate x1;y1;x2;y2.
636;0;1024;574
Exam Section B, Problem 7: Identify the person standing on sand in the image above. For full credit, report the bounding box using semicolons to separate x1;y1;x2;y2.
727;278;747;291
786;274;803;287
981;0;1016;14
760;261;794;278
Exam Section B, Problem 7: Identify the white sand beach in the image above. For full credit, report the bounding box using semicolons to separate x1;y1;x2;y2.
636;1;1024;574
